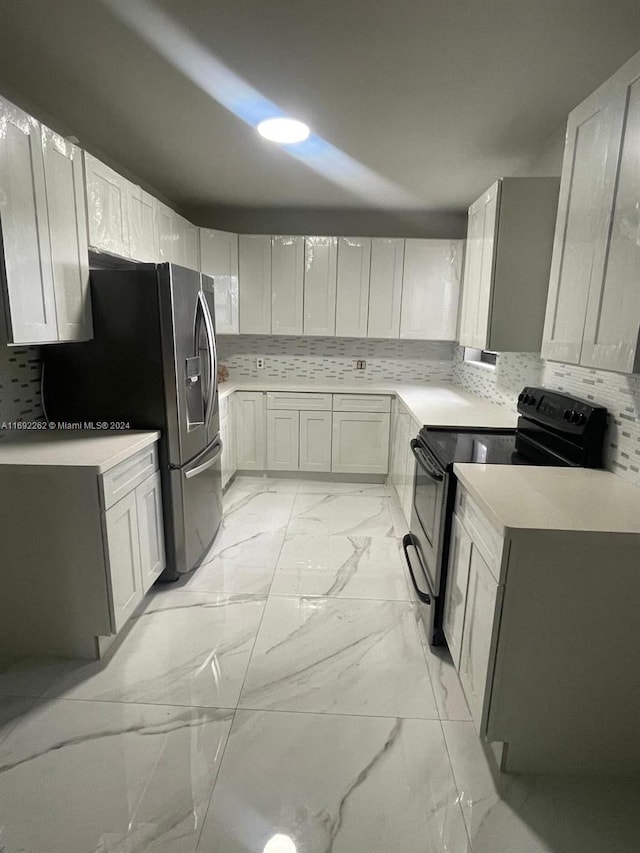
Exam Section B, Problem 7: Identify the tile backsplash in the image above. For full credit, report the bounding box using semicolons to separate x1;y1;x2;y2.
0;346;43;435
217;336;456;384
453;346;640;487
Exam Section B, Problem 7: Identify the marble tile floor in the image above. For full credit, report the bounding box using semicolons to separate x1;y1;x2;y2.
1;475;639;852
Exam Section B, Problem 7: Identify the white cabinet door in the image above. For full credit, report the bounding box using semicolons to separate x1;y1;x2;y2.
158;202;176;263
41;128;92;342
459;545;500;732
331;412;390;475
303;236;337;336
220;398;237;489
135;471;165;592
443;514;473;669
581;56;640;374
367;238;404;338
335;237;371;337
182;220;200;271
200;228;239;334
299;410;332;473
459;184;499;349
272;235;304;335
400;240;462;340
0;98;57;344
542;81;624;365
104;491;144;632
235;391;266;469
239;234;272;334
128;185;159;262
84;152;130;258
267;409;299;470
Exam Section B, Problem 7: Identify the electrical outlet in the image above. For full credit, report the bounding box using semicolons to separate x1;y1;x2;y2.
256;357;265;369
351;359;366;370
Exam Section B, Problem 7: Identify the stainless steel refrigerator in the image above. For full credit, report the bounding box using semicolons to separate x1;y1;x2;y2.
43;263;222;580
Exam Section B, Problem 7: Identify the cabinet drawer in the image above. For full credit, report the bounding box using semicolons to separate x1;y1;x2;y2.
332;394;391;413
100;444;158;510
267;392;332;411
455;488;502;579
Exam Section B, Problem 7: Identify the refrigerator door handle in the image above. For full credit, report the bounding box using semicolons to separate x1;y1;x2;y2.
198;290;217;430
184;440;223;479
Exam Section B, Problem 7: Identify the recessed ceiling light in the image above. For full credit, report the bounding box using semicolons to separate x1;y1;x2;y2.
257;117;310;144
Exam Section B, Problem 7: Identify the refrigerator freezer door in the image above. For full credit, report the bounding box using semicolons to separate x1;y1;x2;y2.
165;437;223;577
159;264;210;467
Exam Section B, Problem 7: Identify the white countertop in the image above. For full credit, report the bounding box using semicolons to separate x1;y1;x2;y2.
218;381;517;429
454;463;640;534
0;430;160;473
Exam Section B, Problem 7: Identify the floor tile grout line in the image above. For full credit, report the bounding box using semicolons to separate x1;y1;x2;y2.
231;705;442;722
192;706;240;852
438;718;474;847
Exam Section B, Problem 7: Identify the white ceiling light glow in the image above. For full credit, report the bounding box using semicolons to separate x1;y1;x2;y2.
257;117;310;144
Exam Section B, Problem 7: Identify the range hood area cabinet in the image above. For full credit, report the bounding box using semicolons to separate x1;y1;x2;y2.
458;177;560;352
0;97;92;344
542;50;640;374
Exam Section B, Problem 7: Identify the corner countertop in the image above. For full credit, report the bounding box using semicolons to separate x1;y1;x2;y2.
454;463;640;535
0;430;160;473
218;381;517;429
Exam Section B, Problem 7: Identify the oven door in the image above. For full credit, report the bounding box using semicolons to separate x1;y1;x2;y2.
409;439;447;593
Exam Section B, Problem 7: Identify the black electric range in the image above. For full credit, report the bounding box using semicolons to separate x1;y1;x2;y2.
403;386;608;645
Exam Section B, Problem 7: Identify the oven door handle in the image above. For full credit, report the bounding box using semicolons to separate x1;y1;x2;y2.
402;533;434;604
410;440;444;482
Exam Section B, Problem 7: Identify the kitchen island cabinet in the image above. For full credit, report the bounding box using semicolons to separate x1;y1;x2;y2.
447;464;640;776
0;431;163;659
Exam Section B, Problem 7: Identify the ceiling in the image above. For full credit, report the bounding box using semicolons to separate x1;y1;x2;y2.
0;0;639;234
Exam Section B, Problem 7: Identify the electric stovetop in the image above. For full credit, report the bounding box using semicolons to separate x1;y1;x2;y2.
418;427;531;469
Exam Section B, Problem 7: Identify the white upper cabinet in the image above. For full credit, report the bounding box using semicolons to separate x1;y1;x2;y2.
581;54;640;373
128;185;158;262
271;235;304;335
303;236;338;336
543;50;640;373
41;128;92;342
335;237;371;337
0;98;93;344
459;178;559;352
158;207;199;271
400;239;462;340
84;152;130;258
0;98;56;344
239;234;271;334
200;228;239;334
367;238;404;339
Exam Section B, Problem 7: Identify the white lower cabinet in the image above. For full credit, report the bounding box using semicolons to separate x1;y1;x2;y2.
442;514;472;669
331;411;390;475
220;393;237;488
444;480;640;776
135;471;165;591
102;462;165;638
265;393;332;473
389;399;418;525
104;490;144;632
300;410;332;472
235;392;266;470
458;546;500;729
267;409;300;470
444;493;503;733
0;438;164;659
